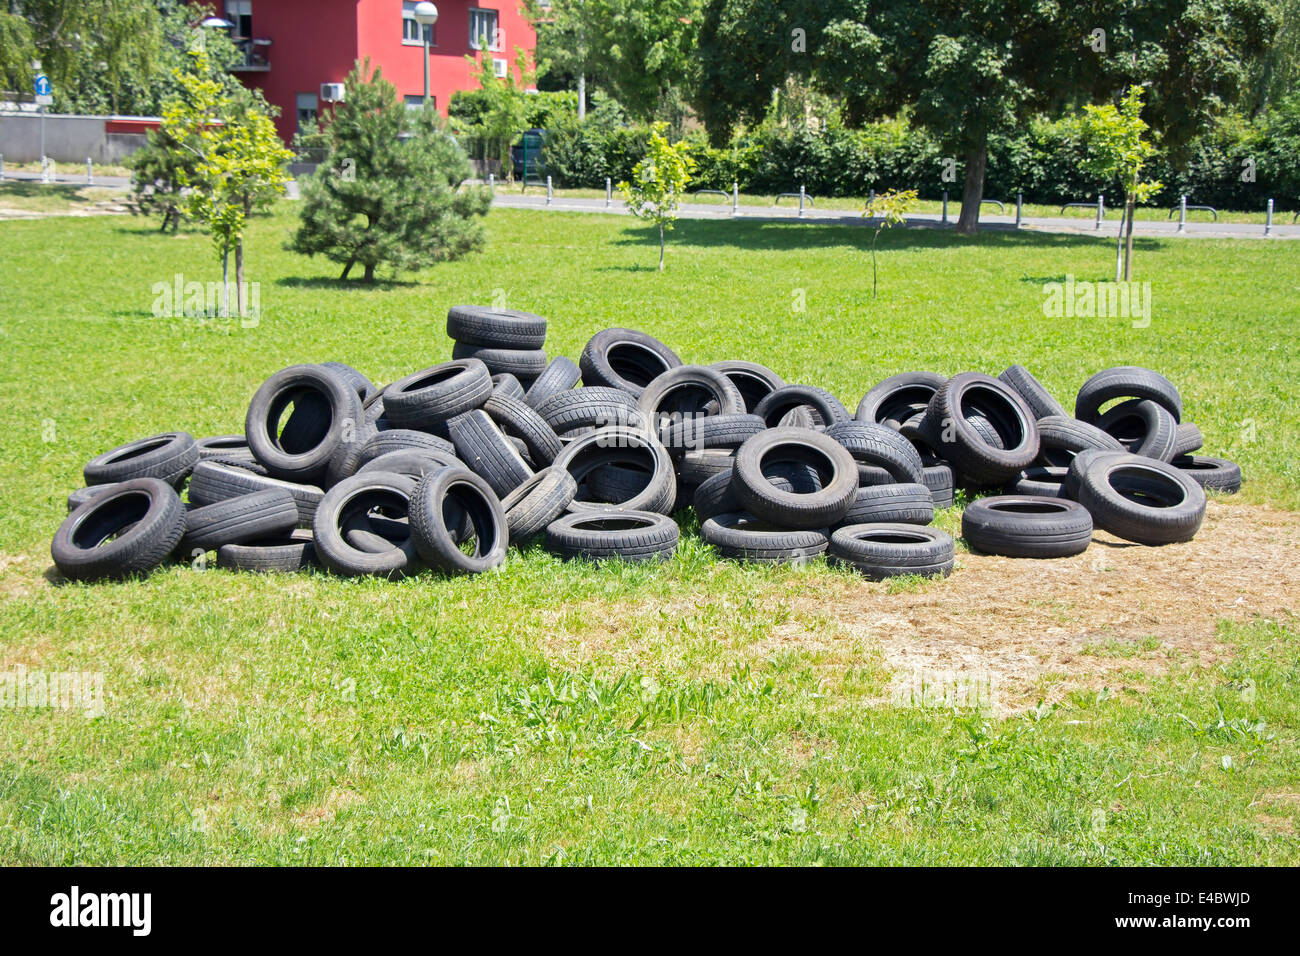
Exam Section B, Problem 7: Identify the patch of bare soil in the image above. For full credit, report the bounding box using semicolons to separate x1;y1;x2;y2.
546;500;1300;711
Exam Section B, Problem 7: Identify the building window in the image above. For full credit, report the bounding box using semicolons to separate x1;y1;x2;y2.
469;8;500;51
225;0;252;39
296;92;319;133
402;2;435;45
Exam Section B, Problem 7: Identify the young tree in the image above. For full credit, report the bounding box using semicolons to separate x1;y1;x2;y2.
289;60;491;282
863;188;917;298
1079;86;1162;281
128;127;198;233
455;49;536;181
161;50;293;315
619;124;695;270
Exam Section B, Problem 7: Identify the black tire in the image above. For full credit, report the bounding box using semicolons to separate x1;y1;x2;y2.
83;431;198;487
961;495;1093;557
701;513;829;564
922;372;1039;485
51;477;186;581
1173;422;1204;456
637;365;746;425
181;488;299;553
491;373;526;400
658;413;765;455
1096;399;1178;461
922;463;956;509
217;530;317;572
998;365;1068;419
483;391;563;464
245;364;363;482
320;361;376;401
448;409;534;497
187;459;324;528
733;428;857;529
1173;455;1242;494
324;420;378;487
855;372;946;427
536;386;647;434
451;342;548;379
545;509;679;562
709;360;785;413
754;384;850;430
358;429;457;468
382;359;493;429
1075;454;1206;545
446;304;547;349
691;460;813;521
1036;415;1125;467
554;426;676;514
67;483;123;513
826;421;925;483
523;356;583;409
357;448;463;479
1075;365;1182;424
1009;465;1070;498
578;328;682;396
857;463;895;487
409;466;509;574
829;524;956;580
840;483;934;527
312;471;422;577
501;467;578;540
678;449;737;487
196;434;253;461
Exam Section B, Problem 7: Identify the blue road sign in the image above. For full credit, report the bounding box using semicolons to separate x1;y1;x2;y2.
34;74;51;96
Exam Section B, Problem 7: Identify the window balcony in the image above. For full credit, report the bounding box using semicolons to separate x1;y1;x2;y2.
230;37;272;71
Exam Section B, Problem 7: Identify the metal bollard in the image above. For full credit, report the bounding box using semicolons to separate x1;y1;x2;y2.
605;177;612;207
86;157;92;185
1178;194;1186;233
798;184;805;217
732;181;739;215
942;191;948;224
1096;194;1104;230
546;175;553;206
41;156;50;184
1015;191;1022;228
488;173;495;193
1265;198;1273;236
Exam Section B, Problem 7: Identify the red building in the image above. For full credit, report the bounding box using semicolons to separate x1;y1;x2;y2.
204;1;538;142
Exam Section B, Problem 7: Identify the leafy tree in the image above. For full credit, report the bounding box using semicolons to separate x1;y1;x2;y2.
619;123;695;270
697;0;1273;234
862;188;917;297
127;127;199;233
162;51;292;316
1079;86;1162;282
289;60;491;283
528;0;702;125
452;48;536;180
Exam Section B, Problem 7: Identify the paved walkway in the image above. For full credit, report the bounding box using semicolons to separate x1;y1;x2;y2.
491;192;1300;240
4;168;1295;238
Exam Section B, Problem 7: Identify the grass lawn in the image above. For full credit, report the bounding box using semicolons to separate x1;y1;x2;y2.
0;205;1297;864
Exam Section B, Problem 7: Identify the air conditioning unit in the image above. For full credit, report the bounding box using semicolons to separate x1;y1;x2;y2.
320;82;346;103
492;58;508;79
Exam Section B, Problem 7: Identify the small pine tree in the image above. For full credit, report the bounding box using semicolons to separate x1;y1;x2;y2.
289;60;491;282
128;127;198;233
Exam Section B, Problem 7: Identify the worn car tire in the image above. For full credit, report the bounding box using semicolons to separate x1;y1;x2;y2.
961;495;1093;557
51;477;186;581
245;364;363;483
1096;399;1179;461
998;365;1068;419
545;509;679;563
840;482;934;527
754;384;850;430
500;467;578;541
382;359;493;429
1075;365;1182;424
83;431;198;487
483;391;562;464
856;372;947;428
448;409;534;497
826;421;925;483
1074;454;1206;545
701;513;829;564
181;488;299;553
451;342;548;379
217;529;317;573
829;524;956;580
446;304;547;349
554;426;676;514
922;372;1039;486
709;360;785;413
733;428;857;529
312;471;422;577
579;328;682;397
187;460;324;527
409;466;508;574
1173;455;1242;494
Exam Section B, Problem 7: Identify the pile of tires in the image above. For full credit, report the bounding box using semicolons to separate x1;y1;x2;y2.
50;309;1240;583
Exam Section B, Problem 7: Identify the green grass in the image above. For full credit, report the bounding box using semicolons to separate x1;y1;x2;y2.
0;206;1297;864
0;181;126;214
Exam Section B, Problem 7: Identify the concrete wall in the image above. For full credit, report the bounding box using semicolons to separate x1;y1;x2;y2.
0;114;157;164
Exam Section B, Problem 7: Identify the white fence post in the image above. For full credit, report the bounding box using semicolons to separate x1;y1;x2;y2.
605;177;612;207
1096;193;1104;230
798;184;805;217
546;175;553;206
1265;198;1273;236
1178;195;1186;233
732;181;739;215
86;157;92;185
1015;191;1022;228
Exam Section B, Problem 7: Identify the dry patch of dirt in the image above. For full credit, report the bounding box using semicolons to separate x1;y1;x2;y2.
542;500;1300;710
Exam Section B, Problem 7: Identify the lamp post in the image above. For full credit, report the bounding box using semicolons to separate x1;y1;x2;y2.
413;2;439;107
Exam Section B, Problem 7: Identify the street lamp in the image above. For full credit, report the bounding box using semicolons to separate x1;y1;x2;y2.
413;2;438;107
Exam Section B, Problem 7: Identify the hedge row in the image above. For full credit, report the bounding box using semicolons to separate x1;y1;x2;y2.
530;98;1300;211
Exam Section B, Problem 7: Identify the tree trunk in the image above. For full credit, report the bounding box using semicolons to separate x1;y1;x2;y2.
658;223;665;271
220;241;229;318
1123;198;1136;280
235;238;246;317
955;136;987;236
341;260;354;280
1114;207;1125;281
363;262;376;282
